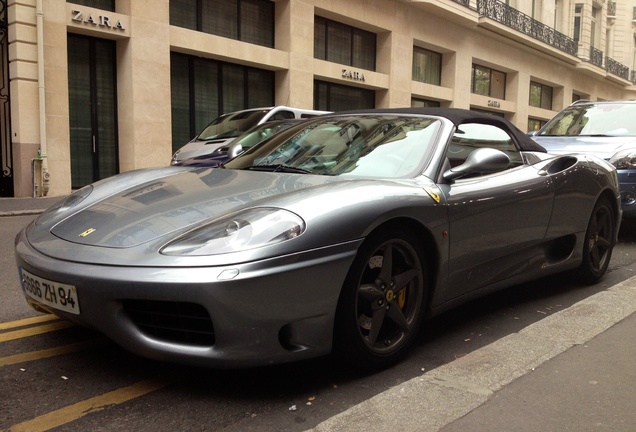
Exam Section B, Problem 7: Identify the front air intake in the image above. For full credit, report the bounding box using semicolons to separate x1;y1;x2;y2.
122;300;215;346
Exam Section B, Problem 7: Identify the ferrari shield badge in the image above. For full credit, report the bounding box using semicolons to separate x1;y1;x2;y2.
423;186;442;203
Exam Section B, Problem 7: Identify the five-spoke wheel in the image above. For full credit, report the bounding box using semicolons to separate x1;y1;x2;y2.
334;229;427;370
579;197;615;283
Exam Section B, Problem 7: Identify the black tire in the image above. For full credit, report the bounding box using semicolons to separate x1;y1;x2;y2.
333;228;428;371
578;197;615;283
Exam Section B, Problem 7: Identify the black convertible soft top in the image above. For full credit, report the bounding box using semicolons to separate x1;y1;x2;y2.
333;107;547;153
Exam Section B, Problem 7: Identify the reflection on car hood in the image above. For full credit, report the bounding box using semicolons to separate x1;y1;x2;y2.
50;168;335;248
533;136;636;160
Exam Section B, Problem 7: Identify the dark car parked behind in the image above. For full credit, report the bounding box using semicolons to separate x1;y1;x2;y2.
532;100;636;217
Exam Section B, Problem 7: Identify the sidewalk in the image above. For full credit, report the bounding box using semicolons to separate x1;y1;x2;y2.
2;197;635;431
0;196;64;216
308;276;636;431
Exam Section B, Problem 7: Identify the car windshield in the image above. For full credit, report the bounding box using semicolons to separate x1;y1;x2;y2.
233;121;300;151
197;109;270;141
224;115;441;178
538;103;636;137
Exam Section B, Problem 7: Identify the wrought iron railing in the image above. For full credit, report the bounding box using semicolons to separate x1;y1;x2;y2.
477;0;578;56
608;2;616;17
451;0;471;6
606;57;629;80
631;70;636;85
589;47;603;68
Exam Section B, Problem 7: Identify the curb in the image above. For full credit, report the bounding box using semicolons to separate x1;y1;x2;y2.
0;210;48;217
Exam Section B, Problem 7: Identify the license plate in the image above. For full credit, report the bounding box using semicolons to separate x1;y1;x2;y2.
20;269;80;315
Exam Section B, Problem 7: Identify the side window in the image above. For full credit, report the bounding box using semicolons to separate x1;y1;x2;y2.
446;122;522;171
270;111;295;120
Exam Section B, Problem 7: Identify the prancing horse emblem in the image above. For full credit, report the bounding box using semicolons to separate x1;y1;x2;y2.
79;228;96;237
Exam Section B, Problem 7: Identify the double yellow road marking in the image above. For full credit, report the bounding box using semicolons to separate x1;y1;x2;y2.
1;314;171;431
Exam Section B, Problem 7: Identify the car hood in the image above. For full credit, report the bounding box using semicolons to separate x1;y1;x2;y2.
48;168;339;248
532;136;636;160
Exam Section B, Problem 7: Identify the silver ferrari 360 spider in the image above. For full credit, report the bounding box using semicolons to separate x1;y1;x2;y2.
15;108;621;370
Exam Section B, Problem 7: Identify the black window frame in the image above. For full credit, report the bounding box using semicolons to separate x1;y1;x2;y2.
529;81;553;110
314;80;375;112
471;64;506;99
170;0;275;48
314;16;376;71
412;46;442;86
66;0;115;11
170;52;275;152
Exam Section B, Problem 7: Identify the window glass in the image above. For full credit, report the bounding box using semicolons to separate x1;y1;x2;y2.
67;0;114;11
411;98;440;108
472;64;506;99
490;70;506;99
314;81;375;111
472;65;490;96
538;103;636;137
528;118;546;132
412;47;442;85
314;16;376;70
530;81;553;110
226;116;442;178
169;0;197;28
447;123;521;171
170;53;275;151
68;35;118;188
170;0;274;48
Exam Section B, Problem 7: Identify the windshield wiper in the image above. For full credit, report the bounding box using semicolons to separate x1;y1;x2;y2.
248;164;314;174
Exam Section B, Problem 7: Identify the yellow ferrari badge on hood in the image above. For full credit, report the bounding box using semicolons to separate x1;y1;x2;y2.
79;228;96;237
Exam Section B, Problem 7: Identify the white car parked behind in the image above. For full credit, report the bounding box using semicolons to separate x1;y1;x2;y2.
171;106;330;165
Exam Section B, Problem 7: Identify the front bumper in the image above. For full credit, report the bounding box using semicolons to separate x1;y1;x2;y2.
15;230;360;368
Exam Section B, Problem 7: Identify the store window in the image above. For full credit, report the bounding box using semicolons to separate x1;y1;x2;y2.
471;64;506;99
67;0;115;11
529;81;553;110
528;118;547;132
573;4;582;43
170;0;274;48
314;81;375;111
411;98;440;108
170;53;274;152
314;16;376;71
67;34;118;189
412;47;441;85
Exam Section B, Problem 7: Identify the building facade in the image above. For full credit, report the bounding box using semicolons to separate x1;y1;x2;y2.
3;0;636;197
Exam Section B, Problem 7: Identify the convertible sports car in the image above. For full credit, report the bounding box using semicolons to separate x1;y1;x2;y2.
15;108;621;370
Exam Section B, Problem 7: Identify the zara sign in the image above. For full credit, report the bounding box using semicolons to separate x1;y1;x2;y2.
71;9;126;31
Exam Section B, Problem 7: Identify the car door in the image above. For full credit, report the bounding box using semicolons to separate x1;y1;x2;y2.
438;122;554;302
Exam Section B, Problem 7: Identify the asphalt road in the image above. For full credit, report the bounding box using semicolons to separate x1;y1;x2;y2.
1;215;635;432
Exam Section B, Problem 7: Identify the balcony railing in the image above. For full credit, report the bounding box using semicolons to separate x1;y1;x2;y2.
477;0;578;56
589;47;603;68
608;2;616;17
606;57;629;80
451;0;471;6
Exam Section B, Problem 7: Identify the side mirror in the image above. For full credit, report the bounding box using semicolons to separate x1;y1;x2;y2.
443;147;510;181
227;142;244;159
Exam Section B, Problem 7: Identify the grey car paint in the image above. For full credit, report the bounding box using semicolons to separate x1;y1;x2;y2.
15;109;621;369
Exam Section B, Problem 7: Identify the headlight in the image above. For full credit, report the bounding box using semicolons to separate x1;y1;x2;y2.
34;185;93;226
609;149;636;169
160;207;305;256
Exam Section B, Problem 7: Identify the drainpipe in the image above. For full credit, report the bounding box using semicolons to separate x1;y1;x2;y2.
36;0;50;196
